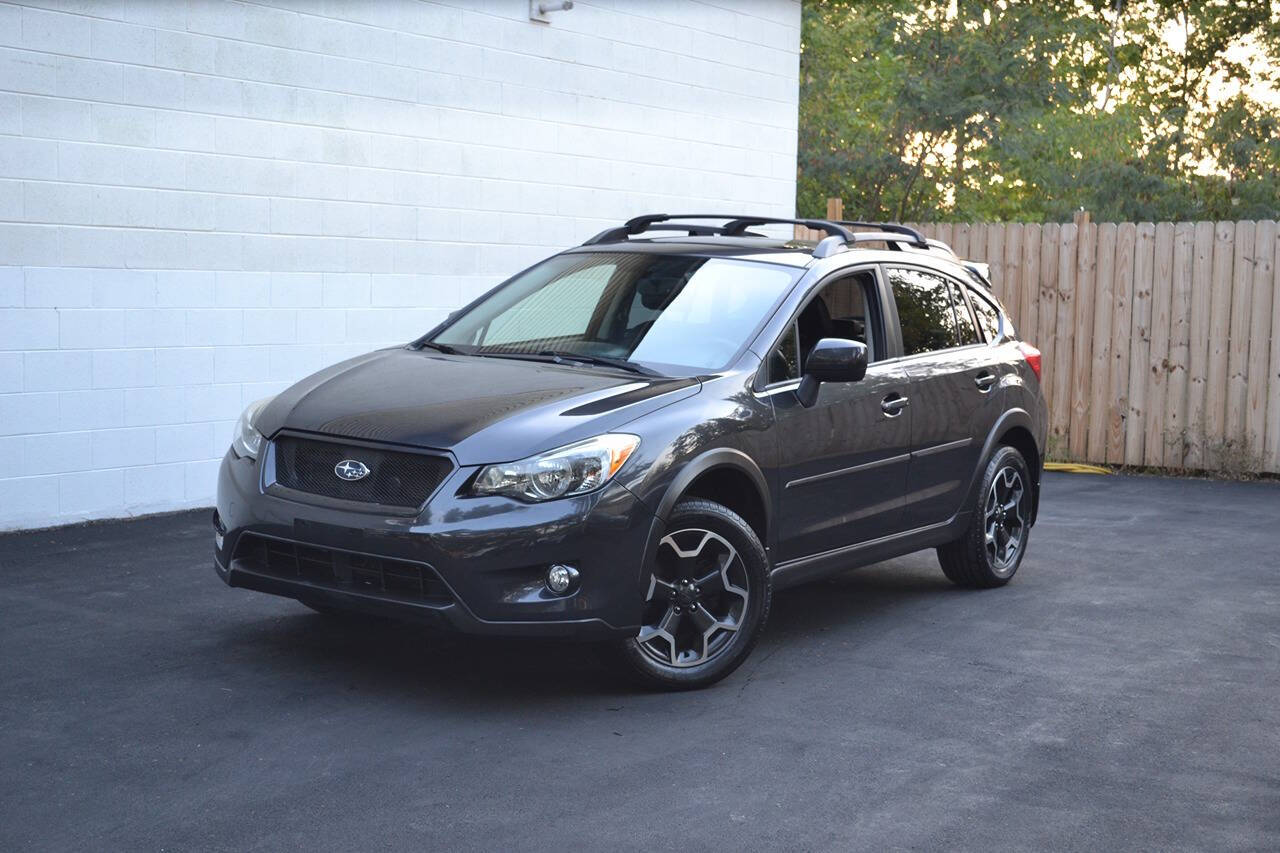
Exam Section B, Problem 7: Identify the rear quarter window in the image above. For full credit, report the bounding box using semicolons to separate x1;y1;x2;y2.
968;289;1002;342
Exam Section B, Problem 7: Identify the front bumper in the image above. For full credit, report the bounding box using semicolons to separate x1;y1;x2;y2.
214;448;657;639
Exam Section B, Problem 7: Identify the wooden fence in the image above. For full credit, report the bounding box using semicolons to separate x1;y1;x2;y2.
799;212;1280;474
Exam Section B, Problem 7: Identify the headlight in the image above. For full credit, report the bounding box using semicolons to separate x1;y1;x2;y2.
469;434;640;501
230;397;274;460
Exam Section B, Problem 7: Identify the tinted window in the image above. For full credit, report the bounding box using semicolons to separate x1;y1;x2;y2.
767;271;878;385
949;282;981;346
800;273;876;364
968;289;1002;342
769;322;800;383
889;267;967;355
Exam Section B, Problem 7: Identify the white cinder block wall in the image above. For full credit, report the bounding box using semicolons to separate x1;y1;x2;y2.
0;0;801;531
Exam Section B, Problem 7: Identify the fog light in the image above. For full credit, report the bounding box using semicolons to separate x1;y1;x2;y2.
212;509;226;550
545;564;579;594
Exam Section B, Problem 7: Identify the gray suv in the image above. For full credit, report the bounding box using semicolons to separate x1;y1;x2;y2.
214;214;1048;689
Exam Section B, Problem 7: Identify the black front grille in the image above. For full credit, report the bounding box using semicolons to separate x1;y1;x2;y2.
272;435;453;510
234;533;453;604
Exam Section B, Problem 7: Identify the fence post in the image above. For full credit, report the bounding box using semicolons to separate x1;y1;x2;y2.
1126;223;1157;465
1204;221;1237;468
1087;222;1117;461
1051;224;1078;452
1146;223;1177;467
1246;221;1277;460
1069;221;1097;460
1107;223;1137;463
1183;222;1215;468
826;197;844;221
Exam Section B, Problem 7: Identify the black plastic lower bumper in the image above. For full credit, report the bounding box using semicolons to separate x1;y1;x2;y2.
215;554;627;638
214;450;656;640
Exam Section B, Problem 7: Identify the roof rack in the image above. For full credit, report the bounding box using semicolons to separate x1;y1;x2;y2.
579;213;954;261
581;214;857;246
836;221;929;247
810;231;940;259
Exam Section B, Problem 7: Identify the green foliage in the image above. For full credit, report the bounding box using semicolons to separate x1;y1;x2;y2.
798;0;1280;222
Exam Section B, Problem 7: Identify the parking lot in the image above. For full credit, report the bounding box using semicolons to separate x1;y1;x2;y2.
2;472;1277;851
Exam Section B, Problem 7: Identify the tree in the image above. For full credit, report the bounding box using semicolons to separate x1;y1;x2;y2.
798;0;1280;222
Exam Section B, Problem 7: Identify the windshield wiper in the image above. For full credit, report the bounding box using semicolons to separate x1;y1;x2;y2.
417;341;466;355
542;351;661;376
482;350;660;377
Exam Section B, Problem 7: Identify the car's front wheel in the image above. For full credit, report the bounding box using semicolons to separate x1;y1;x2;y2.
613;499;771;690
937;444;1033;588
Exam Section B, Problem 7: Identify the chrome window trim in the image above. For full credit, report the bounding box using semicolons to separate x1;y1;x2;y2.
753;360;901;398
872;341;990;367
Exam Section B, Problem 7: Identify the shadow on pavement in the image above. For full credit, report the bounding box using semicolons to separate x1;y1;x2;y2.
209;553;957;702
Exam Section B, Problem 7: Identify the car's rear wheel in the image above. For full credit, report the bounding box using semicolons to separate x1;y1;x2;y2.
937;444;1032;588
613;499;771;690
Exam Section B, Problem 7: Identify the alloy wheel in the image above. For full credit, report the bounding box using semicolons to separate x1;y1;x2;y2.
984;466;1027;574
637;528;750;668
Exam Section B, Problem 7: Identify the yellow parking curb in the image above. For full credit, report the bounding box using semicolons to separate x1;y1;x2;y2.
1044;462;1112;475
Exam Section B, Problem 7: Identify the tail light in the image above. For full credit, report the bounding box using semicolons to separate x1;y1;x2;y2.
1016;342;1041;382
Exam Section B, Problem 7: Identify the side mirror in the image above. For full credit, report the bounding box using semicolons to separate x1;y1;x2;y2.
797;338;867;407
806;338;867;382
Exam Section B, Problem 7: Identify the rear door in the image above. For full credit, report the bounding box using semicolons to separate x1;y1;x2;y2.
885;265;1007;529
766;267;914;562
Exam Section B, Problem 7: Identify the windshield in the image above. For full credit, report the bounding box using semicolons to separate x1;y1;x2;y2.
430;253;801;373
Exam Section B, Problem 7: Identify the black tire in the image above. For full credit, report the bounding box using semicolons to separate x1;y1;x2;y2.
612;499;771;690
937;444;1033;588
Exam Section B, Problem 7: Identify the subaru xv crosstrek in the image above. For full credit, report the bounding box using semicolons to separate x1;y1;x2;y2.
213;214;1048;689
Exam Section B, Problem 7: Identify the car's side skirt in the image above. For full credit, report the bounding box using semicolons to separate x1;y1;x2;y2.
769;511;971;590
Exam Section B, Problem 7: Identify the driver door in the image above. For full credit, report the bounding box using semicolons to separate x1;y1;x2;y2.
768;270;913;562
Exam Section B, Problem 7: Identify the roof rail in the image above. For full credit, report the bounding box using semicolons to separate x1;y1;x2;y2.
594;223;739;239
813;231;944;259
581;213;855;246
579;213;961;265
836;221;929;248
719;216;855;239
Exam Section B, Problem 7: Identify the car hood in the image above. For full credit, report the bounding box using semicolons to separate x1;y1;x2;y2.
256;347;701;465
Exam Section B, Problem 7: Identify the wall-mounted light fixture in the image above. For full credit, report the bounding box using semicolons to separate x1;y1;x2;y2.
529;0;574;24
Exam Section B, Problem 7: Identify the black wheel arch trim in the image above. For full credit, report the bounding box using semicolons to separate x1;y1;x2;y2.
653;447;772;534
968;407;1043;525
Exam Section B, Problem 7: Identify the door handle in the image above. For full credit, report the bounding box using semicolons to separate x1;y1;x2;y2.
880;394;909;416
974;372;997;392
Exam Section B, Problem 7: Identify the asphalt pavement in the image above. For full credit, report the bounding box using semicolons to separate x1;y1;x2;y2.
2;472;1278;851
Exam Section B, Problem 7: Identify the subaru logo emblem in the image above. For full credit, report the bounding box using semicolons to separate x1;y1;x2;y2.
334;459;370;481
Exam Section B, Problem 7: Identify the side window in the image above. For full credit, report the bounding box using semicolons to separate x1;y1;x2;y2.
769;322;800;383
888;267;964;355
948;281;982;346
968;288;1002;342
802;273;876;364
766;271;878;385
